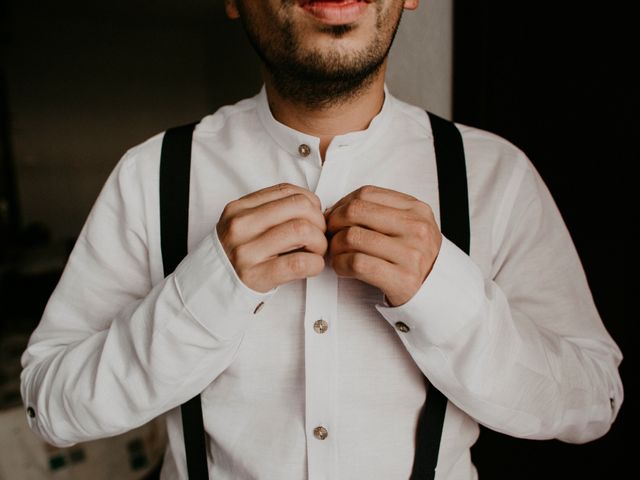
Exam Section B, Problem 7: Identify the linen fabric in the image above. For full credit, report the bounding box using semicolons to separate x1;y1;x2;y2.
21;87;623;480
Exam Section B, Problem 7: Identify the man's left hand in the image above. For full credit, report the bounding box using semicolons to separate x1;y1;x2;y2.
325;185;442;307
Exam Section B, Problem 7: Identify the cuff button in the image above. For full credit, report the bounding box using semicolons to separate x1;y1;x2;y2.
395;321;411;333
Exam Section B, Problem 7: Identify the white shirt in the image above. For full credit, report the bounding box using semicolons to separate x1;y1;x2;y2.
21;87;623;480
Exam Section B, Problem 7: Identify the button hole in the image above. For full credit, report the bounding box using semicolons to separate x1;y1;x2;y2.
253;301;265;314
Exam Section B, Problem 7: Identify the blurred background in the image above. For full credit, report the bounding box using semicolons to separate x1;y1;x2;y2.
0;0;631;478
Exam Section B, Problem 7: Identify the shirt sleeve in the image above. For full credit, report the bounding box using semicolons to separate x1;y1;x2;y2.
20;149;275;447
376;157;623;444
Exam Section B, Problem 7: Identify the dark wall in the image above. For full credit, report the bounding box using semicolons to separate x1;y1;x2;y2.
2;0;261;243
454;3;632;478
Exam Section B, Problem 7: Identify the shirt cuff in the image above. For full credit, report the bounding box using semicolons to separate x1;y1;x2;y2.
173;228;277;340
375;236;485;347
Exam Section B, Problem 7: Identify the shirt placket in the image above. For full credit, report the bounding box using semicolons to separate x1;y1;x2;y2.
304;267;338;480
303;146;351;480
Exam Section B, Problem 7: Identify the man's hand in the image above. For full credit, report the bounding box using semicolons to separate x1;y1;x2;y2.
216;183;328;293
325;185;442;307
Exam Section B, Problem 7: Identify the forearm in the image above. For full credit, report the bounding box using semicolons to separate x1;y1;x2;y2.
20;230;273;446
377;238;623;443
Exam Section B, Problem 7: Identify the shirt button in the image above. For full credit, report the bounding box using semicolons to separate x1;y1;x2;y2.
395;321;410;333
313;319;329;334
253;301;265;314
26;406;36;418
298;144;311;157
313;426;328;440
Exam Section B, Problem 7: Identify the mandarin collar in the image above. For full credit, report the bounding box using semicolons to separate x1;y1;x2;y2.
256;85;395;161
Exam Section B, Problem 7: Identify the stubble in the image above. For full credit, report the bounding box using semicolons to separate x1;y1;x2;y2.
236;0;404;108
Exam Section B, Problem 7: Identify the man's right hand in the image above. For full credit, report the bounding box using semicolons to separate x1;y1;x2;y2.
216;183;328;293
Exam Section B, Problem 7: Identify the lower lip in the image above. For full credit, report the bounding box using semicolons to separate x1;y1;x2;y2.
301;1;370;25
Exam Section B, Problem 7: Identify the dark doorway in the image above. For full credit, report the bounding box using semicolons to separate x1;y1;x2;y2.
454;3;631;478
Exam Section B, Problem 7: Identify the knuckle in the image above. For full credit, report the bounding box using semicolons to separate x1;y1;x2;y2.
309;255;325;275
409;220;431;240
350;252;371;275
226;215;246;238
291;218;312;237
415;201;435;220
344;198;365;220
220;200;237;220
421;201;435;217
275;182;295;194
286;253;308;276
289;193;311;209
357;185;377;198
271;183;298;199
310;192;322;206
344;226;363;247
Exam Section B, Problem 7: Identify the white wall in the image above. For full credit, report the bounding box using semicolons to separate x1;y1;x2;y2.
387;0;453;118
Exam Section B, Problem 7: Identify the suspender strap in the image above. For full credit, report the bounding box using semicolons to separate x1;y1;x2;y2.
410;112;470;480
429;112;470;253
160;122;209;480
159;113;469;480
160;123;196;276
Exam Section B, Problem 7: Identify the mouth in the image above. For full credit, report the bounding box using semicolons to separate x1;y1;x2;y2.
297;0;373;26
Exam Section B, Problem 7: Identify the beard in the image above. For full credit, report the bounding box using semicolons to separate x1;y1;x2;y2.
235;0;404;108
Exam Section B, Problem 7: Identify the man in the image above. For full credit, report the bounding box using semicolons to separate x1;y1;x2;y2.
21;1;623;479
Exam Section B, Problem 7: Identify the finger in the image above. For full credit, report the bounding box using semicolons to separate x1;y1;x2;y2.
331;252;424;306
329;226;423;270
331;252;398;291
326;199;418;237
226;193;327;246
233;219;328;269
242;252;325;292
325;185;417;217
227;183;322;216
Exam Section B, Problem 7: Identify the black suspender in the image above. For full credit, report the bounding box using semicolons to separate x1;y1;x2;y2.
428;113;470;254
160;122;208;480
411;112;470;480
159;112;469;480
160;123;195;275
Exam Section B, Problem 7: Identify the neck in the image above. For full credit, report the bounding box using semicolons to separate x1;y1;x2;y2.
264;63;387;160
